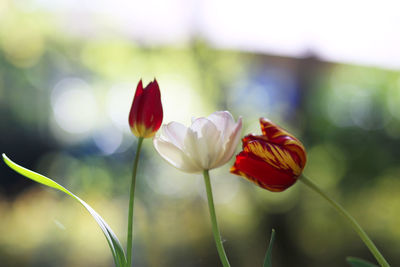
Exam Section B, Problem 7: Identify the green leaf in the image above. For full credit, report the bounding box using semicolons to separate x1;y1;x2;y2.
346;257;378;267
2;154;127;267
263;229;276;267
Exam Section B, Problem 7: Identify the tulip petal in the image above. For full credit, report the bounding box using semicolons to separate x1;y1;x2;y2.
245;140;302;176
142;81;163;134
182;128;205;170
186;118;222;170
153;138;201;173
190;118;215;137
161;122;188;149
259;118;306;168
129;81;143;125
200;120;224;168
212;117;242;169
207;111;236;140
230;150;297;192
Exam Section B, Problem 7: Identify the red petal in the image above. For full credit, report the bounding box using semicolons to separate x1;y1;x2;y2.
140;80;163;129
258;118;307;169
230;150;297;192
128;80;143;129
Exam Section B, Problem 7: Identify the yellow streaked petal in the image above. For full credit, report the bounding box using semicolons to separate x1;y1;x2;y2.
244;141;302;175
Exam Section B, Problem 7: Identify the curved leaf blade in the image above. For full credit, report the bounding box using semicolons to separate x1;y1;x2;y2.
346;257;378;267
263;229;276;267
2;154;127;267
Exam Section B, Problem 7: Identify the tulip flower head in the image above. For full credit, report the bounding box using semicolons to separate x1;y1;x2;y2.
153;111;242;173
230;118;306;192
129;79;163;138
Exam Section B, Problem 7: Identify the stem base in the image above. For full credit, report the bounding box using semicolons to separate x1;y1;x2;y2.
203;170;231;267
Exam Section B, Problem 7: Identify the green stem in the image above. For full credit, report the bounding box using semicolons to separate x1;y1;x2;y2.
300;175;390;267
203;170;231;267
127;137;144;267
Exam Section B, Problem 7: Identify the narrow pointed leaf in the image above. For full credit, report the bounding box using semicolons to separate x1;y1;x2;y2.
263;229;276;267
346;257;378;267
2;154;127;267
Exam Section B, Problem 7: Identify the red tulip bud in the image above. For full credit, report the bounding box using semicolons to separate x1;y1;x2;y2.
129;79;163;138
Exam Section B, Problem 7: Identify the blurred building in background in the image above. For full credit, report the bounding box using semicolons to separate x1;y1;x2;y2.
1;0;400;266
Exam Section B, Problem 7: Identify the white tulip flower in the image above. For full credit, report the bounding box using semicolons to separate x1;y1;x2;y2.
153;111;242;173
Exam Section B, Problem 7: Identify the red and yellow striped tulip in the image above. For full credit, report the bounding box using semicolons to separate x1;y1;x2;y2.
129;79;163;138
230;118;306;192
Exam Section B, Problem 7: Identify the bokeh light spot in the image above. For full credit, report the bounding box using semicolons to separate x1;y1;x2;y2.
51;78;98;134
93;125;123;155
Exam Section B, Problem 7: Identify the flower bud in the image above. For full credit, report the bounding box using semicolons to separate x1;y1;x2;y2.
129;79;163;138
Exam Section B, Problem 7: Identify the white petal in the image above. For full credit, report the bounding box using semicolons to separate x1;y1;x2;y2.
189;117;210;137
200;120;224;167
160;122;187;149
153;137;202;173
207;111;236;141
211;117;243;169
185;118;222;169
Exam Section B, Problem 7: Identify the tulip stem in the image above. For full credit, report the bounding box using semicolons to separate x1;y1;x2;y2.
203;170;231;267
300;175;390;267
127;137;144;267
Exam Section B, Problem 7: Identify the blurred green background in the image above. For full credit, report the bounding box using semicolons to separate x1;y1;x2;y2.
1;1;400;266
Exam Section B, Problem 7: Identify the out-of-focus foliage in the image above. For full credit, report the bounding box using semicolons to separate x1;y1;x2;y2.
1;1;400;267
347;257;378;267
263;229;276;267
